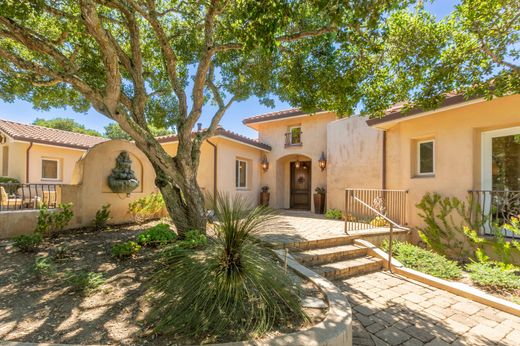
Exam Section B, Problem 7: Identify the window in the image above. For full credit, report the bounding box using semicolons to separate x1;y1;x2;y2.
235;159;247;189
417;140;435;175
289;126;302;145
42;159;59;180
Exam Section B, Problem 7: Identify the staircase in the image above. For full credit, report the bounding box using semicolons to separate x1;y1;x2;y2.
290;238;383;280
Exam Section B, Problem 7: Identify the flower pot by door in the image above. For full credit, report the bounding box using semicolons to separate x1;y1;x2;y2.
314;193;325;214
260;192;270;207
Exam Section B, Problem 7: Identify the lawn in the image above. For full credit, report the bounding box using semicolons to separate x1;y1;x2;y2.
0;220;326;345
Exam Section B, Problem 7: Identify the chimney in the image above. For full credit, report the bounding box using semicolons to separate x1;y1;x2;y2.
197;123;202;132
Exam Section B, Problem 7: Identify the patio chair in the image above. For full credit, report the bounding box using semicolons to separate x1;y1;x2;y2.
0;186;23;209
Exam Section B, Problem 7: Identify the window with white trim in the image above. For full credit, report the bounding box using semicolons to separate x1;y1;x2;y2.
417;140;435;175
235;159;247;189
42;159;60;180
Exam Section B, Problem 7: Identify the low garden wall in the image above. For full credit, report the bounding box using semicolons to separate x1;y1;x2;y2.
0;140;164;239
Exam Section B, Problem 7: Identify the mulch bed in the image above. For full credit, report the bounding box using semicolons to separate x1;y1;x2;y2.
0;221;327;345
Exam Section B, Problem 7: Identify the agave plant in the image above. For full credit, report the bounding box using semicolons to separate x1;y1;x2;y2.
148;193;306;342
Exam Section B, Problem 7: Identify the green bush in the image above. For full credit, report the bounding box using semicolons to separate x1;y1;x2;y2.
32;256;56;277
12;233;43;252
128;192;165;223
0;176;21;194
466;261;520;291
382;240;462;280
35;203;74;237
178;229;207;249
148;194;306;342
137;223;176;247
325;208;343;220
111;241;141;258
66;271;106;294
92;204;111;231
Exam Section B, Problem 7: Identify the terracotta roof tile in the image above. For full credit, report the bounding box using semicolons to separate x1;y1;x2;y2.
0;119;107;150
242;108;309;124
157;127;271;151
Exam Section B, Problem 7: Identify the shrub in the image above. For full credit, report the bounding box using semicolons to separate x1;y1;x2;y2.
66;271;106;294
466;261;520;291
137;223;176;247
148;194;306;342
325;208;343;220
35;203;74;237
111;241;141;258
370;216;389;227
32;256;56;278
0;176;21;194
382;240;462;280
12;233;43;252
315;186;326;194
92;204;111;231
128;192;165;223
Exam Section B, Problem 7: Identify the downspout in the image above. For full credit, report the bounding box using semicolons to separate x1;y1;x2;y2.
26;142;33;183
206;139;218;198
382;131;387;190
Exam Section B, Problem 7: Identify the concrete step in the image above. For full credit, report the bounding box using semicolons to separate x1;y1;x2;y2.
311;256;383;280
292;244;368;266
287;236;354;251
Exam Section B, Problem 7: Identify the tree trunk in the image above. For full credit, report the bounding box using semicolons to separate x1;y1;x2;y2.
152;158;207;237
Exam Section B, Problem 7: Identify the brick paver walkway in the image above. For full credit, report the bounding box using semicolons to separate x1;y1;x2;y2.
337;271;520;346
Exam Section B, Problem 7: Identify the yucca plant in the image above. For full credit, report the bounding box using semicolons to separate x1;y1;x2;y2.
148;193;306;343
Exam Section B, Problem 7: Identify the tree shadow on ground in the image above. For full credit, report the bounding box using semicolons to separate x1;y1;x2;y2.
336;271;515;346
0;223;165;345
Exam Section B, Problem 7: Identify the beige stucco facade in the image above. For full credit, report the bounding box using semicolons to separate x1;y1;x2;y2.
382;94;520;227
0;139;86;184
255;112;336;211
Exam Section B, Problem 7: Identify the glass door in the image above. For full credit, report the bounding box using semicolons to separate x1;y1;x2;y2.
481;126;520;237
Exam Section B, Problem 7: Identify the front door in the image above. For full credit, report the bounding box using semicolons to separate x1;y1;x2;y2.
290;161;311;210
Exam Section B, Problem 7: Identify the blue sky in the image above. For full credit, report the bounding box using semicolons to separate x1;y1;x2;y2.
0;0;457;139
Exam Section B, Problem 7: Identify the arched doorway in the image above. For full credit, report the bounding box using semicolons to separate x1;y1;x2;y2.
275;154;312;210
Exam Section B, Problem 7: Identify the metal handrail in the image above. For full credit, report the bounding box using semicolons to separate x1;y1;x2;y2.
351;195;410;273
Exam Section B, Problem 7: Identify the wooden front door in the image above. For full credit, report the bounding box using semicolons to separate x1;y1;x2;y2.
290;161;311;210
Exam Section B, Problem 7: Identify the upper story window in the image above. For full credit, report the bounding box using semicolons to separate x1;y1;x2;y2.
42;158;60;180
417;140;435;175
235;159;248;189
285;126;302;147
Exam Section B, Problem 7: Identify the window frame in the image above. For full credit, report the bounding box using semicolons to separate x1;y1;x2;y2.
288;126;302;145
416;139;435;176
41;158;61;181
235;159;248;190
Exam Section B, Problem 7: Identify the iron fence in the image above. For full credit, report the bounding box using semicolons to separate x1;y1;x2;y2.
345;188;408;232
0;183;62;211
468;190;520;239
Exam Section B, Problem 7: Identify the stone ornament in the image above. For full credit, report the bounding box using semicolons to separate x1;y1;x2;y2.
108;151;139;194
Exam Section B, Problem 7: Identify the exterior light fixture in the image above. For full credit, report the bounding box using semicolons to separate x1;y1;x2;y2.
318;152;327;171
295;156;301;169
261;155;269;172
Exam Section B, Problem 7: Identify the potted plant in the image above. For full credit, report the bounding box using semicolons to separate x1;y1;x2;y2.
314;187;326;214
260;186;270;206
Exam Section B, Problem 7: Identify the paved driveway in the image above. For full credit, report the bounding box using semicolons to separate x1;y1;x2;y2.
337;271;520;346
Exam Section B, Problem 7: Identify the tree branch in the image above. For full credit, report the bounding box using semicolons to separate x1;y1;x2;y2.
79;0;121;114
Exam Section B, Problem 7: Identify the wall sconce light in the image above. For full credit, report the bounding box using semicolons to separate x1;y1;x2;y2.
319;152;327;171
295;156;301;169
261;155;269;172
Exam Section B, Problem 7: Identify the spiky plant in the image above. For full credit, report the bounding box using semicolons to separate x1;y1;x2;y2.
148;193;306;342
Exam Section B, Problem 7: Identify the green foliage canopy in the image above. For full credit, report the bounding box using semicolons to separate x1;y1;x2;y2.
33;117;102;137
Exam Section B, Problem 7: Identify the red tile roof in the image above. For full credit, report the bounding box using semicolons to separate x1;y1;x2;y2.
0;119;107;150
242;108;313;125
157;127;271;151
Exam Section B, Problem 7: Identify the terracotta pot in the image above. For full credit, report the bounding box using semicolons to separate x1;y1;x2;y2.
314;193;326;214
260;192;270;207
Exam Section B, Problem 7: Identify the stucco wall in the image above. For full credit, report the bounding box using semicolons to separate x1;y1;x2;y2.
258;112;335;211
63;140;160;228
28;144;85;184
5;141;29;182
326;116;384;211
385;94;520;228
